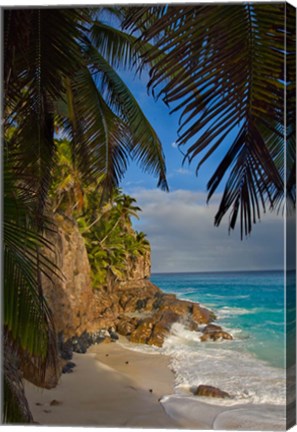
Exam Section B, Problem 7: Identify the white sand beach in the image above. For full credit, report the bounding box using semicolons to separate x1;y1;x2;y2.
24;340;181;428
25;339;286;430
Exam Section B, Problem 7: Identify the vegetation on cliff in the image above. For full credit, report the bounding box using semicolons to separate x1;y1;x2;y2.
78;191;150;289
50;139;150;289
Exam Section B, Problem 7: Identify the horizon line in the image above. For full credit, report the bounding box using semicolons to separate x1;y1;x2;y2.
151;268;294;275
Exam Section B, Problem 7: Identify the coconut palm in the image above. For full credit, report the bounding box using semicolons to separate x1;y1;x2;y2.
77;186;145;290
4;7;168;198
123;3;296;238
3;6;168;422
135;232;150;255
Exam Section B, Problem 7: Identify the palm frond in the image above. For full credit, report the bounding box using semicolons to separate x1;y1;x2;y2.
124;4;294;236
4;8;87;103
56;65;131;196
91;20;149;70
86;44;168;190
4;9;89;215
4;161;59;386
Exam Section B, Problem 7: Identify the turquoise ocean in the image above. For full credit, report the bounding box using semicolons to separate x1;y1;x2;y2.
150;270;287;407
122;270;291;409
152;270;285;369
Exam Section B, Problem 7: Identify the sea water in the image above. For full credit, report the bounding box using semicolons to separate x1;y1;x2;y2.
151;270;287;407
120;270;289;410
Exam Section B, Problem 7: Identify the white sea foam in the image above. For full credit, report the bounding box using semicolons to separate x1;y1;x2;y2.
161;323;285;407
204;294;250;300
217;306;255;318
119;316;285;414
176;288;197;295
120;320;285;408
118;338;161;355
265;320;285;327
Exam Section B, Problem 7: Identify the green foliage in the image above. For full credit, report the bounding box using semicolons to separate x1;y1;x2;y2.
49;139;85;215
4;7;167;208
3;154;59;405
78;189;150;289
51;139;150;289
4;7;162;422
4;163;53;354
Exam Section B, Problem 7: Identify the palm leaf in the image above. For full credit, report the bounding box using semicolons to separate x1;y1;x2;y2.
86;44;168;190
56;65;131;195
124;4;294;236
3;162;59;383
4;9;89;216
90;19;161;71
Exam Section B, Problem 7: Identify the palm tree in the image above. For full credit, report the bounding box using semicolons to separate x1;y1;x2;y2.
135;232;150;255
77;186;145;290
4;8;168;198
3;157;59;422
50;139;85;215
123;3;296;238
3;6;168;422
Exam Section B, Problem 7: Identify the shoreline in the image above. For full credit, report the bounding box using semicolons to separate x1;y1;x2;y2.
24;337;286;430
24;339;182;428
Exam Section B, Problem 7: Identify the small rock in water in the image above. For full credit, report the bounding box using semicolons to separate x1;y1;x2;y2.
105;354;109;357
195;384;231;399
203;324;222;333
149;389;153;393
125;361;129;364
35;402;43;406
200;325;233;342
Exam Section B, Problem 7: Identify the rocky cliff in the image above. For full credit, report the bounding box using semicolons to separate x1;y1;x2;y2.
42;214;100;339
41;214;231;370
42;214;153;339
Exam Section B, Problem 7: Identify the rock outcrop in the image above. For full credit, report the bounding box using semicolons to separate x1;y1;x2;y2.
42;214;153;340
114;282;215;347
40;213;231;362
120;253;151;284
42;214;100;339
20;210;235;425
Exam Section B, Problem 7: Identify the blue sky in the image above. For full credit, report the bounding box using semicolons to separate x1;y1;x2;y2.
119;68;235;194
116;50;287;274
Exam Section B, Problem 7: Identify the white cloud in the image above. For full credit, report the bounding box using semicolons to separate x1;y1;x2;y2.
131;188;284;273
175;168;191;176
123;179;144;187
